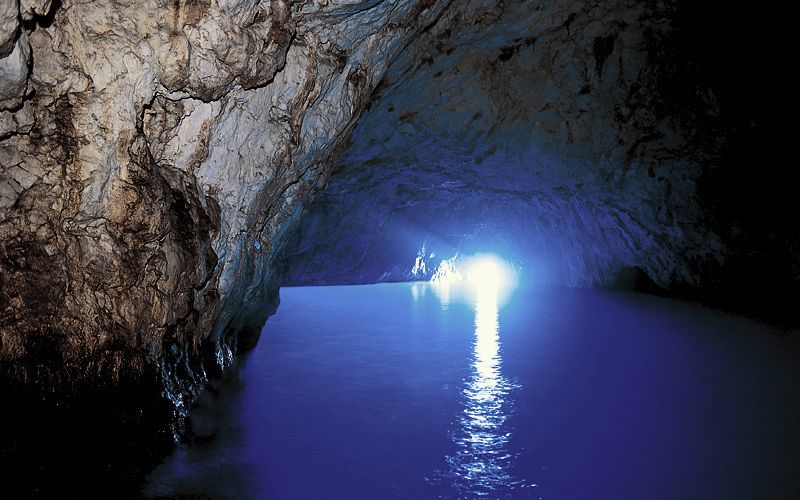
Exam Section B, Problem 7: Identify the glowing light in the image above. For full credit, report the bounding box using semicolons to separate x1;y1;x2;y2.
424;252;525;493
410;281;427;301
466;256;506;291
440;260;522;495
430;254;518;309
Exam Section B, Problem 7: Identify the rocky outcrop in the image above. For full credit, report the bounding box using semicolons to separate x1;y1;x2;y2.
0;0;453;427
284;0;797;321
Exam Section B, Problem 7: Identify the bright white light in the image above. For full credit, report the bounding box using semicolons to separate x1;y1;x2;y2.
473;280;500;381
430;253;517;308
443;253;522;494
466;256;504;291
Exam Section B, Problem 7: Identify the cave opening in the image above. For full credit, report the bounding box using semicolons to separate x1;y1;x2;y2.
1;0;798;498
148;2;800;496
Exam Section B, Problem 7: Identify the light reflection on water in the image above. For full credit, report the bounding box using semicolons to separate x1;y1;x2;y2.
144;282;800;499
431;280;524;497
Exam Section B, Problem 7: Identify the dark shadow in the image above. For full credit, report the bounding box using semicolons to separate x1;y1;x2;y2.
0;382;175;499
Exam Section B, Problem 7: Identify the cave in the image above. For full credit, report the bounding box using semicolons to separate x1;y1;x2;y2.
1;0;797;498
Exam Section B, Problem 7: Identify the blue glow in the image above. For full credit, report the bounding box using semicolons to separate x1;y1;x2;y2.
145;284;800;499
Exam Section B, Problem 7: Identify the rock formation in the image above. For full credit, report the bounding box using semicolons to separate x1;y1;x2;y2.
0;0;452;428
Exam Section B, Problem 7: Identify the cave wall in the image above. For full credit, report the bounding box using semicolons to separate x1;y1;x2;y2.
0;0;453;423
284;0;796;321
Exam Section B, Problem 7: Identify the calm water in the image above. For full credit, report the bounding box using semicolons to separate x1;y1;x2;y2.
145;283;799;499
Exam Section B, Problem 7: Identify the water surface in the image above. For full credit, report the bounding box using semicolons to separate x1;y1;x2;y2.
146;283;799;499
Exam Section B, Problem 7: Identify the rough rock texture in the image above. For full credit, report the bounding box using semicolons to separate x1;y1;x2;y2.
0;0;453;426
284;0;797;320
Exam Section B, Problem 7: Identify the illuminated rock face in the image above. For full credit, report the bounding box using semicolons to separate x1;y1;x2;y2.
284;0;795;316
0;0;450;423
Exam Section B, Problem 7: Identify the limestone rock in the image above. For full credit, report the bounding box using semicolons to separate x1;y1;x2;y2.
0;0;451;428
20;0;52;21
285;0;718;289
0;32;30;110
0;0;18;57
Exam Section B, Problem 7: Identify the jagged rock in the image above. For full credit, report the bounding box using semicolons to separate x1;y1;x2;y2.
20;0;52;21
0;33;30;110
0;0;451;428
0;0;19;57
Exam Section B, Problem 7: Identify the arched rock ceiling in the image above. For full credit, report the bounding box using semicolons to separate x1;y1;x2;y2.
286;0;725;289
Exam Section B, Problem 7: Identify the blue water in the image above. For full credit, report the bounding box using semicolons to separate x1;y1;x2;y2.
145;283;799;499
